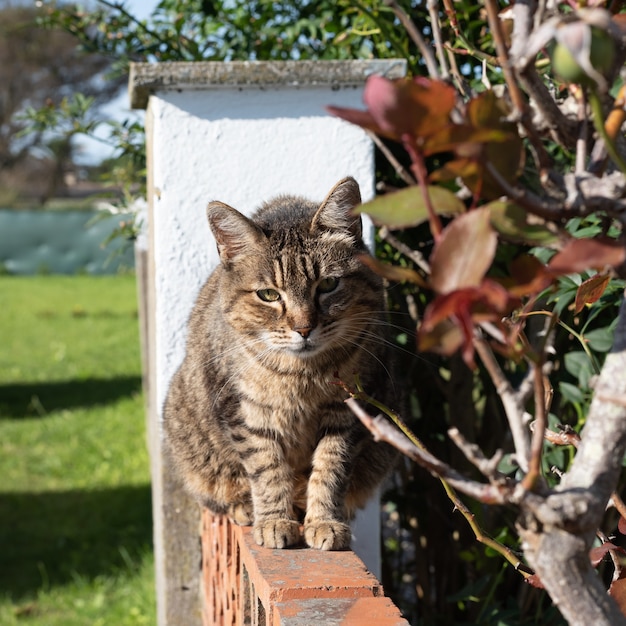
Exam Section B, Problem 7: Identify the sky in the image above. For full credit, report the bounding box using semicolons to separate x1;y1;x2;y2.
76;0;158;163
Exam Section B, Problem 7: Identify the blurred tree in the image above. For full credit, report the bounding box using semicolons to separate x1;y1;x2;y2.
0;1;123;203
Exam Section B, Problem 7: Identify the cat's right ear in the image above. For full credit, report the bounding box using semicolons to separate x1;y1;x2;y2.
207;202;265;266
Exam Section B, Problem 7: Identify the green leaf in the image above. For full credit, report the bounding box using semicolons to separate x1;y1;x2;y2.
486;200;560;245
584;327;614;352
559;381;585;404
356;185;465;229
564;351;595;388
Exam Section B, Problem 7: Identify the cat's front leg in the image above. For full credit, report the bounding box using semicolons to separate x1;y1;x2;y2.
303;429;352;551
235;433;300;549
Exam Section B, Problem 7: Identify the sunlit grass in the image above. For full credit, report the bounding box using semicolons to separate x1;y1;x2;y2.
0;275;155;625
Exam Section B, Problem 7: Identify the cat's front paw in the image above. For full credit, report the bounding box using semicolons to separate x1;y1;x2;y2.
253;519;300;549
304;519;351;550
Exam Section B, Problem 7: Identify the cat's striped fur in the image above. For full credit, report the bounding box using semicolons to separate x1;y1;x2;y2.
164;177;399;550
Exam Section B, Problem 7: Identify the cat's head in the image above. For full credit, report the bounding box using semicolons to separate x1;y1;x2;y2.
206;177;383;365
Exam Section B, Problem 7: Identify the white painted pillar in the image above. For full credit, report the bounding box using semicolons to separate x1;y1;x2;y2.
129;59;406;626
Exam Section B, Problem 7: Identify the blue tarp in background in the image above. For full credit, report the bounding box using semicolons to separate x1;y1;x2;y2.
0;209;136;275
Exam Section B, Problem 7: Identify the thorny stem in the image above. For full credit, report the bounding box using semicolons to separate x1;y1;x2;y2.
344;394;533;578
441;0;461;40
557;319;602;375
383;0;440;79
440;479;533;577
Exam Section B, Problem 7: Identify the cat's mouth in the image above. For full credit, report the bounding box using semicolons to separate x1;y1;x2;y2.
287;337;321;357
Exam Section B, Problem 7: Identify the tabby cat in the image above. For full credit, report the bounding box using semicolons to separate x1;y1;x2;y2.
164;177;399;551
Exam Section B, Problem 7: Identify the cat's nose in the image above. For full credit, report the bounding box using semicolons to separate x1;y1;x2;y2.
294;326;313;338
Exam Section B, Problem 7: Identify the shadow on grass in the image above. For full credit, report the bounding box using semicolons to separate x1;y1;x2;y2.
0;485;152;599
0;376;143;418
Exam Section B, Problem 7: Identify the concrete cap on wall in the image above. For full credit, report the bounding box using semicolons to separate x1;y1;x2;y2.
128;59;408;110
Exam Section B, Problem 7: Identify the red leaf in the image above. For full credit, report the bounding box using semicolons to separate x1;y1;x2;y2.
357;253;428;287
574;273;611;313
619;515;626;535
548;238;626;275
326;105;388;138
505;254;553;297
363;76;456;139
419;280;511;369
609;578;626;618
329;76;457;143
430;209;497;294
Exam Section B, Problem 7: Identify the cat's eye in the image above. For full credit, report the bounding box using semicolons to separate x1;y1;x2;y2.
256;288;281;302
317;277;339;293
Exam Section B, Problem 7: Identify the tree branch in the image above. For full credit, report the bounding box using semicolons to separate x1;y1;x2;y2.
382;0;440;78
345;397;511;504
518;295;626;626
474;336;531;472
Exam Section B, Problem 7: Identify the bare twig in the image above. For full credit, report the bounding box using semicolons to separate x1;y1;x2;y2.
474;336;531;472
576;91;588;175
517;68;580;148
346;398;533;576
383;0;440;78
427;0;449;80
379;226;431;274
518;299;626;626
484;0;553;172
448;427;504;479
441;476;533;576
545;423;626;521
365;130;416;186
521;362;548;491
486;161;626;221
484;0;530;119
346;398;510;504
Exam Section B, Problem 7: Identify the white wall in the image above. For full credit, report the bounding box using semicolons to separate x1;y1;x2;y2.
150;87;376;415
150;83;382;572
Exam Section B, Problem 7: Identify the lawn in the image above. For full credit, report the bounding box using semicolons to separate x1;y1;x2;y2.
0;275;155;625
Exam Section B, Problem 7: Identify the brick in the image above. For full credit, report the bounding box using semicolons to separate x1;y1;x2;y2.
201;510;409;626
238;525;383;603
273;597;409;625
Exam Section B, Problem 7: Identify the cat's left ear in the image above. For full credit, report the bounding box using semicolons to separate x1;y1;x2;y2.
207;201;266;266
311;177;362;240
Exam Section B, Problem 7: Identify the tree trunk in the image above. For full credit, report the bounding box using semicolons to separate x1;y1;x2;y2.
519;296;626;625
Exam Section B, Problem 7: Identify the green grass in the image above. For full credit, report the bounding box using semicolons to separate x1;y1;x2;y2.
0;275;155;625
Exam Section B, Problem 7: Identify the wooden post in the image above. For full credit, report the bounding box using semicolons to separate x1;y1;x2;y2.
129;59;407;626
